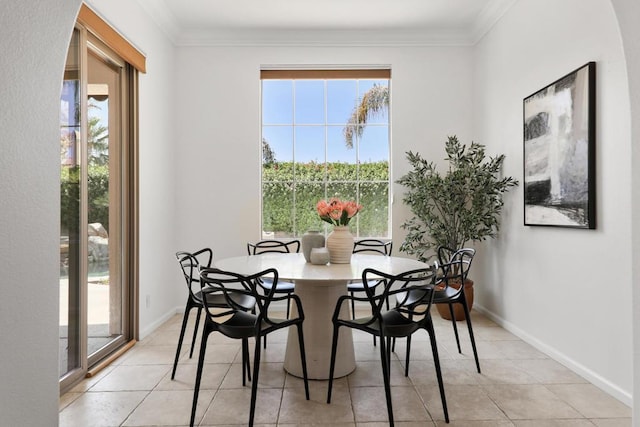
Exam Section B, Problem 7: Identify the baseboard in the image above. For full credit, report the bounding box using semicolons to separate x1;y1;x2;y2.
474;303;632;407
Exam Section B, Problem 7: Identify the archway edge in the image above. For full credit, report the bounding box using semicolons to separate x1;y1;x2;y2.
0;1;82;425
609;0;640;422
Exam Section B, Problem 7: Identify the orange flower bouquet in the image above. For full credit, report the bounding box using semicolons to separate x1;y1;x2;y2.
316;198;362;226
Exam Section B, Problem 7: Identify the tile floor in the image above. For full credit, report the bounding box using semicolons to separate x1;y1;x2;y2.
59;308;632;426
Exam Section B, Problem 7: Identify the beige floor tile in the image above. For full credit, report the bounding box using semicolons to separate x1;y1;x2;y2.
279;423;354;427
513;420;595;426
69;365;116;392
590;418;633;426
474;325;520;341
122;389;213;426
360;422;435;427
417;384;506;421
59;391;148;427
91;364;170;391
351;385;429;423
407;359;481;386
280;382;354;424
472;359;539;385
200;387;281;425
119;345;180;365
179;343;240;365
392;337;446;362
155;362;229;391
59;392;82;411
515;359;588;384
484;384;583;419
221;362;286;389
251;342;288;363
58;309;633;427
547;384;632;418
347;360;412;387
143;325;196;347
435;421;514;427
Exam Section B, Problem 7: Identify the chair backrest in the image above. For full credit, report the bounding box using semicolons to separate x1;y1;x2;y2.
439;247;475;286
361;266;437;318
352;239;392;256
175;248;214;298
436;246;456;266
247;239;301;255
199;266;287;323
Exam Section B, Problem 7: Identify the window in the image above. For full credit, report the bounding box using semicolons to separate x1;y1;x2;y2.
261;69;391;239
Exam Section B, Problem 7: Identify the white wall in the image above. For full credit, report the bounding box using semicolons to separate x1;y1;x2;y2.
473;0;632;403
173;46;474;260
86;0;179;337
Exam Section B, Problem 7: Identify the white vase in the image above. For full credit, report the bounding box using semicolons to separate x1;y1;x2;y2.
326;226;354;264
301;230;325;262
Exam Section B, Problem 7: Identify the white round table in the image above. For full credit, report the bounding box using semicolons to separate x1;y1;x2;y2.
214;252;428;379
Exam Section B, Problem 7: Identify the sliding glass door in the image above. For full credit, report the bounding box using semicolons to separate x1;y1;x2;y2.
59;25;136;391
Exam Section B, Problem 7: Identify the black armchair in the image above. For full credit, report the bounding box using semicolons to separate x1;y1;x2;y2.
172;249;255;380
190;266;310;427
327;266;449;425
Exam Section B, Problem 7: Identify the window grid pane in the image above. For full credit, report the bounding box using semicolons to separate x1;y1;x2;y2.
261;76;390;239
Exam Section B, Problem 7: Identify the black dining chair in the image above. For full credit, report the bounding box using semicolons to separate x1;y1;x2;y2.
327;266;449;425
435;247;480;373
172;250;256;380
348;239;392;346
395;247;480;374
191;266;310;427
348;239;393;318
247;239;300;347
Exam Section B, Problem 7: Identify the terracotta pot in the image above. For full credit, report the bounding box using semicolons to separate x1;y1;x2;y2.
435;279;474;321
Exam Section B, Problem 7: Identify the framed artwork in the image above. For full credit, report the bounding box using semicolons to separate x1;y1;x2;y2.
523;61;596;228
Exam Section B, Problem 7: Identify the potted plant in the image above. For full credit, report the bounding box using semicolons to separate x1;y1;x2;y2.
396;135;518;319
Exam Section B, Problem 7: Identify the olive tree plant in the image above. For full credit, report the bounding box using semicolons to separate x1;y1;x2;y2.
396;135;518;262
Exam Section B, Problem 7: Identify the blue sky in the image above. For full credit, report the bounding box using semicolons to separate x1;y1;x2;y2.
262;79;389;164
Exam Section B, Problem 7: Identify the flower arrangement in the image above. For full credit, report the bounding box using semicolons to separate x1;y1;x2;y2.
316;198;362;226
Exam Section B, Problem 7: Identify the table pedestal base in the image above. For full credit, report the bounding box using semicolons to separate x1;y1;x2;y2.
284;279;355;379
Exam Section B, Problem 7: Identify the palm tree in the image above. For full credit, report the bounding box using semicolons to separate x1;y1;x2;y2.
343;84;389;148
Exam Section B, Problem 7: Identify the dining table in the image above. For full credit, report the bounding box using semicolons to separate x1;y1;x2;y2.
214;252;429;379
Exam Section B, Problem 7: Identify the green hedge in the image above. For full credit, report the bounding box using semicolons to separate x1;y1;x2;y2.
262;161;389;237
60;165;110;235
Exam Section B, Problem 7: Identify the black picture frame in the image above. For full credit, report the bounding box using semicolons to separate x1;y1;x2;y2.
523;61;596;229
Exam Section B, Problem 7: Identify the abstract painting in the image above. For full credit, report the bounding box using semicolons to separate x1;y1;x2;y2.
523;62;596;228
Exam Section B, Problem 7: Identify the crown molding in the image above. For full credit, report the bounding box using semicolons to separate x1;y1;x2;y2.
470;0;518;44
135;0;181;44
134;0;516;48
175;28;475;47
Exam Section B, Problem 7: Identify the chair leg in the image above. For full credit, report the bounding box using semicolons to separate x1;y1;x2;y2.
378;334;394;426
350;291;356;319
249;335;262;427
242;338;251;385
404;334;412;377
426;317;449;423
326;324;341;403
190;325;210;427
171;304;192;380
189;306;202;358
461;298;481;373
296;324;310;400
448;303;462;353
